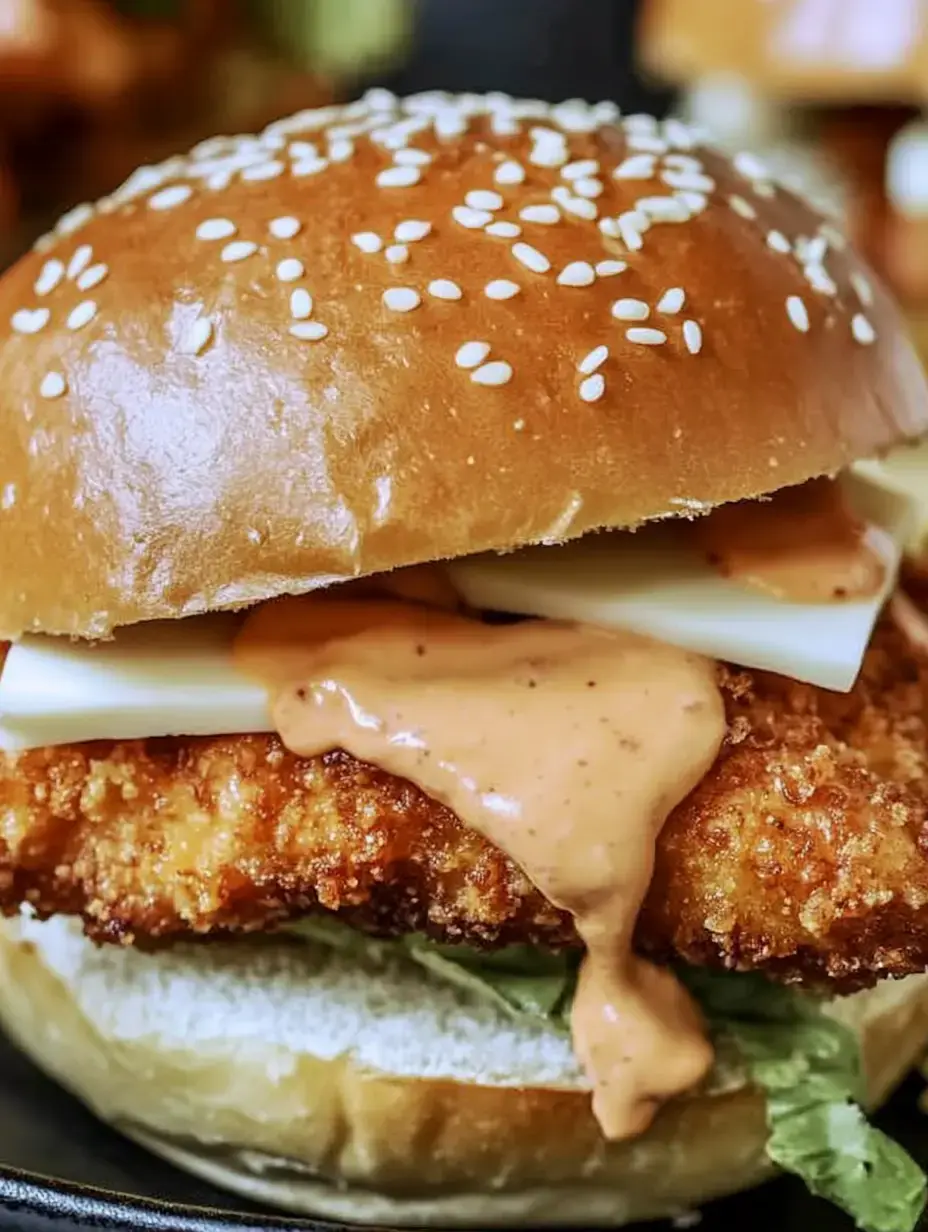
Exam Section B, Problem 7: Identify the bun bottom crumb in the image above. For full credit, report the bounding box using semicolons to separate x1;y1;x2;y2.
1;914;927;1227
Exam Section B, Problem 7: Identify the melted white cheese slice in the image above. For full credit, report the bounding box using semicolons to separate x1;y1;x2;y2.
0;615;270;751
0;475;914;752
449;474;915;694
855;443;928;557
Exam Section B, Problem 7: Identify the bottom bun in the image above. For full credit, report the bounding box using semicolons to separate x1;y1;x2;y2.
1;914;928;1227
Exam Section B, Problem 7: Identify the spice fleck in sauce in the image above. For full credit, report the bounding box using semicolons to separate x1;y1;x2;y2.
236;597;725;1138
694;478;886;603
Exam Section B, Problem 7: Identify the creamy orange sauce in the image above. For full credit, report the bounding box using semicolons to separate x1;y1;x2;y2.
694;478;886;603
236;596;725;1139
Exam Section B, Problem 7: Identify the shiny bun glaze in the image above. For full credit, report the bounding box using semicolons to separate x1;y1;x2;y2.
0;90;925;638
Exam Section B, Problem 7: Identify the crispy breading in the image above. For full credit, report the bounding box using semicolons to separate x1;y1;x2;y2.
1;617;928;990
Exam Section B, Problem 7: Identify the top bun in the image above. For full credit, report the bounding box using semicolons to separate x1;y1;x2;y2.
0;90;925;638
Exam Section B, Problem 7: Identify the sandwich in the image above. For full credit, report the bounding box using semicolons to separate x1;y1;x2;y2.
0;89;928;1230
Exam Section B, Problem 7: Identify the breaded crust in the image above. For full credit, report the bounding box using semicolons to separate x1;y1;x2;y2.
1;618;927;990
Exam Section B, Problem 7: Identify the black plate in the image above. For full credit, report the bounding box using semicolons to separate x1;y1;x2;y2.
1;1027;926;1232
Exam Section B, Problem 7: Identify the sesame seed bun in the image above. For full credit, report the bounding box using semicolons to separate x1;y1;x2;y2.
0;91;925;639
2;913;928;1226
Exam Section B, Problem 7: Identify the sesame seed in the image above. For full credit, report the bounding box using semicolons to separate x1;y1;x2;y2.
663;154;703;174
179;318;214;355
560;194;598;220
290;321;329;341
352;231;383;253
852;313;876;345
613;154;656;180
520;204;560;225
377;165;421;188
56;203;94;236
728;194;757;219
734;151;770;182
466;189;504;211
661;169;715;193
573;177;604;198
512;242;551;273
578;344;608;374
67;245;93;280
34;259;64;297
675;191;708;214
513;418;526;431
557;261;596;287
383;287;421;312
1;483;14;510
562;159;599;182
599;217;620;238
149;184;194;210
66;301;97;331
471;360;513;386
626;327;667;345
579;373;605;402
495;160;525;185
618;212;645;251
290;289;313;319
766;230;791;254
288;140;318;160
197;218;237;241
485;279;521;300
222;241;258;263
394;219;431;243
428;279;463;300
636;195;690;222
394;148;432;166
626;133;668;154
76;264;108;291
664;117;697;149
805;263;837;296
529;137;568;168
292;157;329;177
851;270;874;306
11;308;49;334
453;205;492;229
595;259;627;277
269;216;302;240
276;258;305;282
456;340;491;369
486;221;522;238
683;319;703;355
753;181;776;199
657;287;685;314
612;298;650;321
242;160;285;182
327;139;353;163
385;244;409;264
40;371;67;399
786;295;810;332
797;235;828;264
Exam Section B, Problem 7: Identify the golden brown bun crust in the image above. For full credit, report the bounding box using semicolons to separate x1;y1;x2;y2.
1;916;928;1225
1;93;925;638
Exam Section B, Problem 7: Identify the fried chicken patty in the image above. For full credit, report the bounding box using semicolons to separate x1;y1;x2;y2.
1;616;927;991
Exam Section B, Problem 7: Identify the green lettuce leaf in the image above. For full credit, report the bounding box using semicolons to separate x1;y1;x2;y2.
284;916;576;1019
285;917;926;1231
683;968;926;1232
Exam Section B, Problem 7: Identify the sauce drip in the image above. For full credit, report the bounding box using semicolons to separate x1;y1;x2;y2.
236;596;726;1138
693;478;886;603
